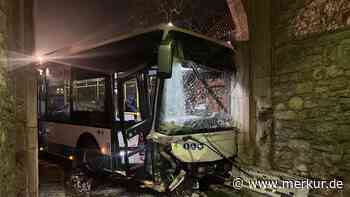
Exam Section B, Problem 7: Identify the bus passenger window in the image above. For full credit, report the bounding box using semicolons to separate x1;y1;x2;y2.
72;78;105;112
124;78;141;122
46;66;71;121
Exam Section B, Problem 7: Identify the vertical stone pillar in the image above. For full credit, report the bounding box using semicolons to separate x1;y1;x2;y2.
0;46;17;197
231;0;273;168
0;2;17;196
13;67;38;197
247;0;273;169
232;42;253;163
25;68;38;197
4;0;36;196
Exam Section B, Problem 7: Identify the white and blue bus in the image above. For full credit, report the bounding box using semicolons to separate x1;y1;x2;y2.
38;24;237;194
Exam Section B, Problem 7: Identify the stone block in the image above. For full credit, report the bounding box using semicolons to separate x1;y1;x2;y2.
317;122;336;133
331;77;348;89
288;96;304;110
335;39;350;66
275;103;287;111
318;98;337;107
314;86;329;93
339;97;350;104
304;100;317;108
296;82;313;94
274;110;297;120
288;139;310;150
326;65;344;78
345;70;350;76
312;67;325;80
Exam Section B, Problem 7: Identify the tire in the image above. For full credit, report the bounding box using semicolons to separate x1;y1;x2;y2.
69;170;93;195
80;147;104;173
75;137;105;175
68;136;104;195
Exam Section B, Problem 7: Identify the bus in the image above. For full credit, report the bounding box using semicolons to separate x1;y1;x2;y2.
37;24;237;194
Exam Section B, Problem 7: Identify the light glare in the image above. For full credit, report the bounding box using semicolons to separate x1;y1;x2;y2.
101;147;106;154
37;56;44;65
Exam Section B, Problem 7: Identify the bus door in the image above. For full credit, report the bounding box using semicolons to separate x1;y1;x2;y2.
115;72;151;176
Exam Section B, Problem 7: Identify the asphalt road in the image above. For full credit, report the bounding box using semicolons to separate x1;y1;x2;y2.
39;153;158;197
39;153;245;197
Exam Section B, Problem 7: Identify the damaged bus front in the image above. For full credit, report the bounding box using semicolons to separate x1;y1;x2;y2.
147;28;238;193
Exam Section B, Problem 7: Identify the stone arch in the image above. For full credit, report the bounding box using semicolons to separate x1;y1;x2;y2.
226;0;249;41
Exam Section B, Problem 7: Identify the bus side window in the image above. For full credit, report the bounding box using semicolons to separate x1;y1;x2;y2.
123;78;141;122
69;68;109;126
72;78;105;112
46;65;71;121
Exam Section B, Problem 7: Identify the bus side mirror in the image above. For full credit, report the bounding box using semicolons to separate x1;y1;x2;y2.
158;40;173;79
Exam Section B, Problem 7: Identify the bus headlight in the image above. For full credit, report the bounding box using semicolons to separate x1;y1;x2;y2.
119;151;126;157
101;147;106;155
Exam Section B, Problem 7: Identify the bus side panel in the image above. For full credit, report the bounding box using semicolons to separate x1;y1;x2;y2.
41;121;112;157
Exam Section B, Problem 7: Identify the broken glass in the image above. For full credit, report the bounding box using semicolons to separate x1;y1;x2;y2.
159;59;233;135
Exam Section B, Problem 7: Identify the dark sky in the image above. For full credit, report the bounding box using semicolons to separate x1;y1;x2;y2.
34;0;234;55
34;0;129;55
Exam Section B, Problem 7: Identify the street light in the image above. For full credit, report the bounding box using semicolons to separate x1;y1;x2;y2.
36;55;44;65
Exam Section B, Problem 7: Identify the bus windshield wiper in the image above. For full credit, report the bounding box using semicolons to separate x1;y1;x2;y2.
187;61;228;113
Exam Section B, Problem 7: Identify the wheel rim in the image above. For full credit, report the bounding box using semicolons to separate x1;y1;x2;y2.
70;172;92;194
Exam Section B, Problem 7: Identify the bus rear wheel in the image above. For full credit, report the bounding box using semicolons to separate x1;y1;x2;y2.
69;170;93;194
74;137;105;174
69;140;101;194
76;147;103;174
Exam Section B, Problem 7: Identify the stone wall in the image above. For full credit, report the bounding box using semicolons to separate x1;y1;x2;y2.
0;0;35;196
0;2;18;196
270;0;350;196
0;31;17;197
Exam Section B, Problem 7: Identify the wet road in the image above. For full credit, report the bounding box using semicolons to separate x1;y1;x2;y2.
39;153;158;197
39;153;243;197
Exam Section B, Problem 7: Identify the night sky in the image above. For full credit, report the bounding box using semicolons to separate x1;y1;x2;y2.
34;0;129;55
34;0;234;56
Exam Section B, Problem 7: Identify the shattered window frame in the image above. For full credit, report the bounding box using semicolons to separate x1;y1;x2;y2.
159;58;234;135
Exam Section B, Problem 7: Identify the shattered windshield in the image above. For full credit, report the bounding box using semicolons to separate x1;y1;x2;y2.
159;59;233;135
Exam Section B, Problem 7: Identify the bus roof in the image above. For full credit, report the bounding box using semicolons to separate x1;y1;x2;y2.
44;24;234;74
